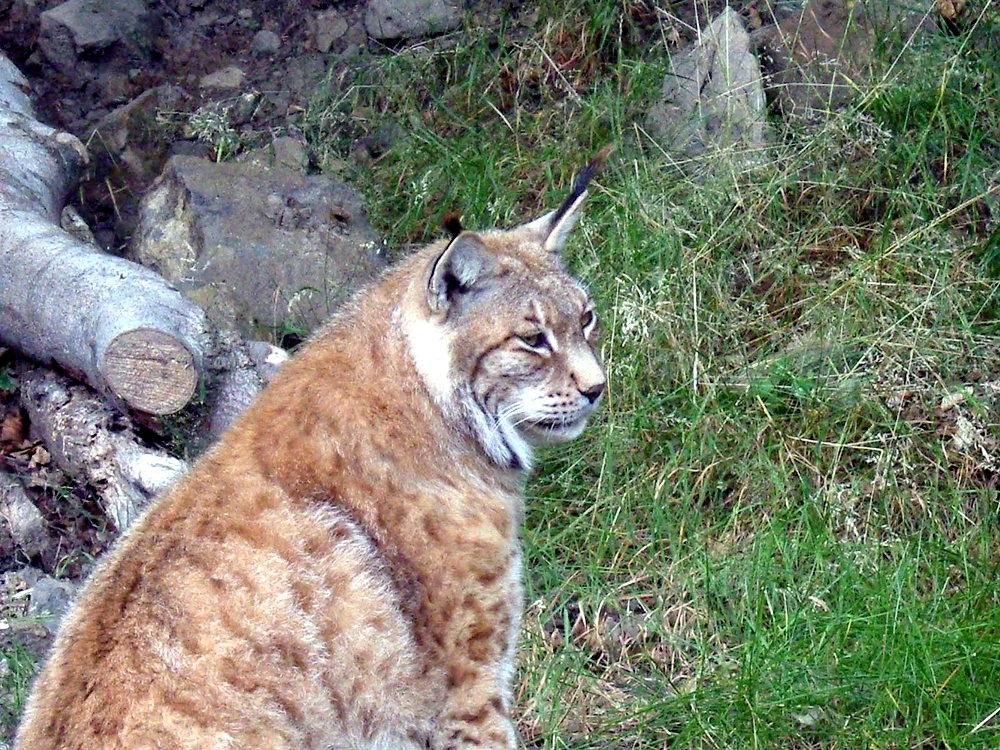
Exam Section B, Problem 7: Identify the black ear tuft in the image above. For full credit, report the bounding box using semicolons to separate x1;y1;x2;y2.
526;145;613;254
548;145;613;235
443;212;463;240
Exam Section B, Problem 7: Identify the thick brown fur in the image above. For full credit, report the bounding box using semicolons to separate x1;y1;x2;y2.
14;161;606;750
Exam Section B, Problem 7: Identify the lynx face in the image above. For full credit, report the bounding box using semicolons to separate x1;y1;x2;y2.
406;165;606;472
452;245;604;471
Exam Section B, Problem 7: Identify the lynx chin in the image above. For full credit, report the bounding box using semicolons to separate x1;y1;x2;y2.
15;152;609;750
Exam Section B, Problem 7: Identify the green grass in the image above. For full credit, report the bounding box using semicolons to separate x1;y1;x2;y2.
0;642;35;738
301;1;1000;747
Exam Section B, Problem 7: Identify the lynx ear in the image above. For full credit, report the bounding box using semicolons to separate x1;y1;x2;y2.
427;232;490;317
525;146;611;254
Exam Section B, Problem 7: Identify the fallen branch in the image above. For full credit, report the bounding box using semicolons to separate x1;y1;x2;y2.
18;367;188;532
0;52;210;415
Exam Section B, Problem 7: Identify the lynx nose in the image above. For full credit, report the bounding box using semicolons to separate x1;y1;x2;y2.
581;381;605;404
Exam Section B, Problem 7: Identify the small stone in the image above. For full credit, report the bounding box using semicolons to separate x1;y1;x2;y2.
27;576;79;635
271;136;308;171
60;204;96;244
0;474;49;559
250;29;281;55
98;72;131;105
314;10;349;53
199;65;246;91
195;10;219;28
231;91;263;125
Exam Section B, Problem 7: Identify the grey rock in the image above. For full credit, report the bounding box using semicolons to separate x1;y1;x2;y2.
754;0;879;120
131;156;386;338
38;0;152;79
0;474;49;560
271;136;309;171
364;0;462;41
250;29;281;55
314;9;349;53
647;8;767;159
266;53;327;104
199;65;246;91
27;575;79;635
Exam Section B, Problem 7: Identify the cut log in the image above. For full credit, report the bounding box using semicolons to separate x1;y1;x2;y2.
18;366;188;531
0;51;209;415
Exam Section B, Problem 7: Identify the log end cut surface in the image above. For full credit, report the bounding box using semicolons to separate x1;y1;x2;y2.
102;328;198;415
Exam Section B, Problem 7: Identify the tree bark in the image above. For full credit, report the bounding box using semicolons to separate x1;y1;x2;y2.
0;52;210;415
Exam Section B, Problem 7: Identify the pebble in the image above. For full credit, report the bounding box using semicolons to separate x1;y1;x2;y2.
199;65;246;91
251;29;281;55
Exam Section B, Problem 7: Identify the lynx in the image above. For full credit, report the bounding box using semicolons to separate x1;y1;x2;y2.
14;153;607;750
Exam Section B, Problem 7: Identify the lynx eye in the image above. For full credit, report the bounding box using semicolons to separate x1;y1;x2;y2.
581;309;597;334
518;331;552;352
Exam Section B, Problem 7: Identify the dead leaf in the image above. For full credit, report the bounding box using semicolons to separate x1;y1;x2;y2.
936;0;965;20
0;407;25;449
29;446;51;468
940;391;967;411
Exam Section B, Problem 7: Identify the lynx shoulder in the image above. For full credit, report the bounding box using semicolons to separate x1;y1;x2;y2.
14;155;607;750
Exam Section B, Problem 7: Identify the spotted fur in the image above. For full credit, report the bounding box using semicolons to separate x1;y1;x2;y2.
14;157;607;750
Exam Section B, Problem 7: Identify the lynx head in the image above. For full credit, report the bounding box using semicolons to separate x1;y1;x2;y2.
404;153;608;472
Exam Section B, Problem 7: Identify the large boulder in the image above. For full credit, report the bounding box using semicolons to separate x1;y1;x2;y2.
37;0;157;84
646;8;768;159
131;156;386;338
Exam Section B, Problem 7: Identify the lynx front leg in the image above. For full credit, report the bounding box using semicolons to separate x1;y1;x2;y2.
433;690;517;750
429;595;520;750
427;557;522;749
